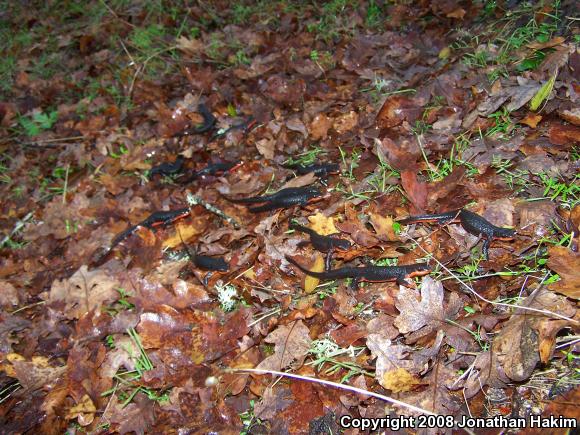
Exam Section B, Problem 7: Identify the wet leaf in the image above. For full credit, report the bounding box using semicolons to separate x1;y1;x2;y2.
304;254;325;293
256;320;312;371
307;213;338;236
394;277;462;336
381;368;420;393
547;246;580;299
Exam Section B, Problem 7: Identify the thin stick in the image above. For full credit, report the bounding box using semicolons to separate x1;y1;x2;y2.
0;211;33;248
412;239;578;324
229;367;437;416
186;191;241;228
62;164;70;205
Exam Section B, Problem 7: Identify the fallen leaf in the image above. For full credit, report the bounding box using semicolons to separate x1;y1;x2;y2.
65;394;96;426
401;170;427;212
381;368;420;393
494;288;576;381
162;219;205;249
376;96;419;129
394;277;462;336
42;265;120;319
106;394;154;434
369;212;397;241
0;280;19;306
304;254;325;293
526;36;565;50
0;314;30;353
254;387;293;420
520;113;543;128
256;320;312;371
446;8;465;19
176;36;204;56
366;333;415;390
281;172;318;189
307;213;338;235
547;246;580;299
309;114;332;140
333;111;358;134
12;359;66;391
530;70;557;111
255;138;275;160
559;107;580;126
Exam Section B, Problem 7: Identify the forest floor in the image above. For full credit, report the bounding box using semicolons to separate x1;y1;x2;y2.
0;0;579;433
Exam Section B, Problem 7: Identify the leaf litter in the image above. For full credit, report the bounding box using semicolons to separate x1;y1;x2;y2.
0;1;579;433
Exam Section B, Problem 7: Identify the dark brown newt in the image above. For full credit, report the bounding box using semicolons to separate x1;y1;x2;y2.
177;230;229;272
210;116;256;141
285;255;430;288
98;208;191;262
149;156;185;179
283;162;340;179
289;222;351;271
175;103;216;137
226;186;322;213
181;160;242;184
400;209;515;260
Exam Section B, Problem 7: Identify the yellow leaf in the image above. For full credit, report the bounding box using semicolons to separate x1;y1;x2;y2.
163;222;202;249
438;46;451;60
304;254;325;293
530;70;558;111
381;368;420;393
369;213;397;241
307;213;337;235
66;394;96;426
243;268;256;280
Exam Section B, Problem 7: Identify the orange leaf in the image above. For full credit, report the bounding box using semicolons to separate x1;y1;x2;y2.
520;113;542;128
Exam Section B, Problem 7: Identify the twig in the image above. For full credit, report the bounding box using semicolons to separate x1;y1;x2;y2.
412;239;579;324
1;211;33;248
19;135;89;147
186;191;241;228
229;367;438;416
10;300;46;315
62;164;70;205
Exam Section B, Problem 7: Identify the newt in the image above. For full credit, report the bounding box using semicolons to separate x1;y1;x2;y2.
177;230;229;272
283;162;340;179
107;208;190;252
210;116;256;141
92;207;191;267
400;208;515;259
175;103;216;137
226;186;322;213
181;160;243;184
289;222;351;270
149;156;185;179
285;255;431;287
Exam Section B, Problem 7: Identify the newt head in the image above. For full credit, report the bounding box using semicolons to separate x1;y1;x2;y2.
493;227;516;240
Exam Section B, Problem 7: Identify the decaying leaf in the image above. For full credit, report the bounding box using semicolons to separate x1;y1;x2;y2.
43;265;120;319
494;288;576;381
256;320;312;371
366;334;415;390
547;246;580;299
394;277;462;337
65;394;96;426
381;368;420;393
